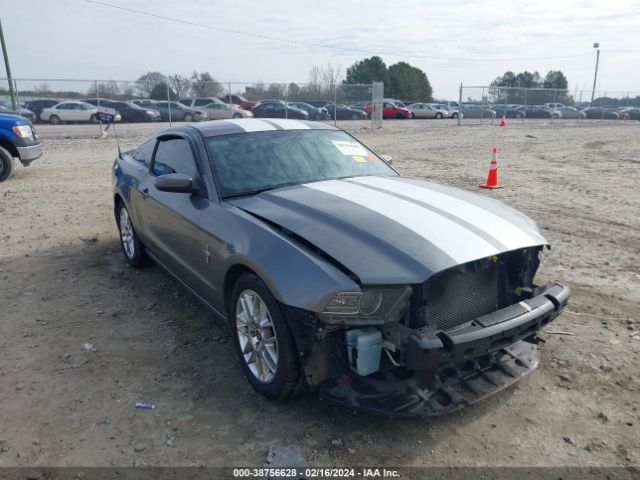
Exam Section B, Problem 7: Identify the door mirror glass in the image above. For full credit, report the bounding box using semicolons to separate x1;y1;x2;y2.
155;173;194;193
380;154;393;165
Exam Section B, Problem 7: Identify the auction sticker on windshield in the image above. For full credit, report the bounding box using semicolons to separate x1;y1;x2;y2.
332;140;368;157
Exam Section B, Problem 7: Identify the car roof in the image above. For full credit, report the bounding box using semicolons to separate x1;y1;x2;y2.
186;118;339;137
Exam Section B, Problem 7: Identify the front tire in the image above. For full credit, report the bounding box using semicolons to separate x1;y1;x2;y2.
0;146;15;182
183;113;194;122
435;112;443;119
116;202;145;268
90;114;97;123
233;113;242;119
230;273;303;400
49;115;61;125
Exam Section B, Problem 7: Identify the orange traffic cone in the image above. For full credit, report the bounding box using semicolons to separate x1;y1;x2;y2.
480;147;504;189
499;113;507;127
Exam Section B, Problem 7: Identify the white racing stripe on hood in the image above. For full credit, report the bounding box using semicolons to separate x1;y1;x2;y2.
264;119;311;129
352;176;542;250
224;118;277;132
306;180;499;263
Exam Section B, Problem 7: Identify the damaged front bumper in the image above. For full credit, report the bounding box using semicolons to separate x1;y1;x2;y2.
318;283;570;418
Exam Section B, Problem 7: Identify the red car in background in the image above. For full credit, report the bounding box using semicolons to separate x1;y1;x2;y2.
218;94;257;111
364;100;412;119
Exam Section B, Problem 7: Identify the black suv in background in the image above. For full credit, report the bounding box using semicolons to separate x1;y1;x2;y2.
24;99;60;123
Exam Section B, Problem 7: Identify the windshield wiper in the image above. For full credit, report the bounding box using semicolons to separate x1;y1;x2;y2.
223;187;278;199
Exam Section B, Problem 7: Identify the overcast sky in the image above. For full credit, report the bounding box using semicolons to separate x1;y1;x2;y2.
2;0;640;99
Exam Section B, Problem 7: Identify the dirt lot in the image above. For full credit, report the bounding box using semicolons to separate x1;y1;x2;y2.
0;119;638;470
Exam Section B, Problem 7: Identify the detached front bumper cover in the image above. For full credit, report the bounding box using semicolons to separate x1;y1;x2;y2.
320;282;570;418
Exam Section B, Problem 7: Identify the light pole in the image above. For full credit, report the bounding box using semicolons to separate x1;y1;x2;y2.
0;18;17;110
590;42;600;106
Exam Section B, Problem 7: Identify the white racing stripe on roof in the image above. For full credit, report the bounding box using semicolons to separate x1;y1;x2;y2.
264;119;311;130
306;180;499;264
224;118;276;132
352;176;542;250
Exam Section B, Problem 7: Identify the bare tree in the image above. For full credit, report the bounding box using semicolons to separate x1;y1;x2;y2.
136;71;166;98
168;74;191;99
321;63;343;88
191;71;224;97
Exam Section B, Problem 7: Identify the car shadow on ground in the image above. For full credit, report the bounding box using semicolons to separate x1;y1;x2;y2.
0;238;520;466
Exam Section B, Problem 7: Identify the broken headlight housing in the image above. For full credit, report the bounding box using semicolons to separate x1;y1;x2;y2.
319;286;412;326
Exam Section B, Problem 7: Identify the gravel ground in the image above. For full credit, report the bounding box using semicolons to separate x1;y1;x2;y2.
0;119;638;470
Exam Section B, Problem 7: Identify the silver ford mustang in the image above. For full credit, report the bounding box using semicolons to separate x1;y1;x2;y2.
112;118;570;417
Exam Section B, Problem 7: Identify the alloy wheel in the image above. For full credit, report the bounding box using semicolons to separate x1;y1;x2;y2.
119;207;136;260
235;289;278;383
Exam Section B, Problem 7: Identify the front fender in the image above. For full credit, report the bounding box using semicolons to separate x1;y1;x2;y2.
204;204;360;313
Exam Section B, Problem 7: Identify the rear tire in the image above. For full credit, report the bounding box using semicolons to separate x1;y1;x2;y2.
229;273;303;400
116;202;146;268
0;146;15;183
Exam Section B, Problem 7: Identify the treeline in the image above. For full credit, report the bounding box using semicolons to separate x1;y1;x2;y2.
488;70;572;104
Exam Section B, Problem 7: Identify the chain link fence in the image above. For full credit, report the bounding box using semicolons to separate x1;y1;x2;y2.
0;78;384;129
457;84;640;124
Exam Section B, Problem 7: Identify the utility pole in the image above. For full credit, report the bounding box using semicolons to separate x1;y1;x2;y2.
590;42;600;106
0;18;17;110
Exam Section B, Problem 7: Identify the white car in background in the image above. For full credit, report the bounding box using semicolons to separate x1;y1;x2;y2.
40;101;120;125
199;102;253;120
407;103;449;119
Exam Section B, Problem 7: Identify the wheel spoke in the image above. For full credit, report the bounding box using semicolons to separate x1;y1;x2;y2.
234;289;278;384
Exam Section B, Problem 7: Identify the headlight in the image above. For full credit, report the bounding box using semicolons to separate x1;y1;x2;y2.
12;125;33;139
320;286;412;326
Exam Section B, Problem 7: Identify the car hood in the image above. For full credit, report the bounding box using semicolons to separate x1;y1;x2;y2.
229;176;548;285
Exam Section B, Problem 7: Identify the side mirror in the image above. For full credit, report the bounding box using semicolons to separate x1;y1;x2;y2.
380;154;393;165
155;173;195;193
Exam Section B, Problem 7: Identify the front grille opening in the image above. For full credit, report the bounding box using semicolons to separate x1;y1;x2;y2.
422;263;499;331
410;247;543;332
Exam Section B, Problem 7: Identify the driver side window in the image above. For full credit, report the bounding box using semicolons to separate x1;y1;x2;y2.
152;138;198;179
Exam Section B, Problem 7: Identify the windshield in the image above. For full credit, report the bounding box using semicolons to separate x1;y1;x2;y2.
206;129;396;198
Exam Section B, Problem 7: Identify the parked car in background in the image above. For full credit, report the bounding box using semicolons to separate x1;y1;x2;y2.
306;100;333;109
324;103;367;120
24;99;60;122
620;108;640;120
40;101;103;124
130;99;159;108
515;105;553;119
0;113;42;182
544;103;566;110
82;98;114;106
252;101;309;120
219;94;257;111
154;101;207;122
350;101;368;111
553;107;586;119
407;103;449;119
103;101;160;122
581;108;620;120
493;106;525;119
384;98;407;107
288;102;330;120
365;101;412;119
0;101;36;122
200;102;253;119
428;104;462;119
460;105;496;119
179;97;225;109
